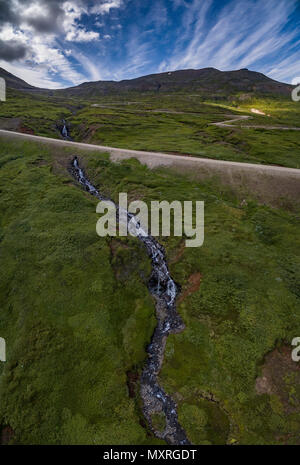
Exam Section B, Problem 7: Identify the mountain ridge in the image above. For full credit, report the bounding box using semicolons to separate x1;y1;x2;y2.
0;66;292;97
0;67;35;90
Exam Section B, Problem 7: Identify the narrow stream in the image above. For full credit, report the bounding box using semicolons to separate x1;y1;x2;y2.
70;157;190;445
60;119;71;140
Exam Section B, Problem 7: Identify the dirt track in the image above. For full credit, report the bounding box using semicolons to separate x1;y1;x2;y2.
90;105;300;130
210;114;300;130
0;128;299;206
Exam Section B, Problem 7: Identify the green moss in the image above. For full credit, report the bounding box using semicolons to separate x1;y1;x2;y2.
151;413;166;433
80;145;300;444
0;136;299;444
0;139;157;444
178;400;229;445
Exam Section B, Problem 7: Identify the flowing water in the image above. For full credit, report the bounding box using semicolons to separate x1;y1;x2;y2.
70;157;190;445
61;119;69;139
62;125;68;138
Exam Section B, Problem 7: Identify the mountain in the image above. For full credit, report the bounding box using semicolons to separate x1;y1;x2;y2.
61;68;292;97
0;66;292;97
0;67;35;90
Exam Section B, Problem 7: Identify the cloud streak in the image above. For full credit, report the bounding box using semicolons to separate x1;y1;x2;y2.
159;0;299;83
0;0;299;87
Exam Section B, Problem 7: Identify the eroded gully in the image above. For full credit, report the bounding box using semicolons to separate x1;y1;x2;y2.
70;157;190;445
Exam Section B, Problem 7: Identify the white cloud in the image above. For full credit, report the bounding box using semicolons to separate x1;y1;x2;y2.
0;61;65;88
159;0;299;83
72;51;105;81
65;28;99;42
63;1;100;42
0;25;27;43
0;0;101;87
112;31;153;80
291;76;300;85
0;18;85;87
0;0;299;88
266;48;300;83
22;3;50;22
91;1;123;15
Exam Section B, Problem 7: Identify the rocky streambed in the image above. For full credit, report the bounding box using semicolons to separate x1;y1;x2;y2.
70;156;190;445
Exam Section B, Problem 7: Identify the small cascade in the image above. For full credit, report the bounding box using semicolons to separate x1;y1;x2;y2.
70;157;190;445
60;119;71;140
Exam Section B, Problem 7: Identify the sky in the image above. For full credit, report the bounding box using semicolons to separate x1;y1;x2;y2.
0;0;299;89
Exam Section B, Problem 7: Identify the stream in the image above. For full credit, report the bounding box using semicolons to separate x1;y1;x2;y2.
70;156;190;445
60;119;71;140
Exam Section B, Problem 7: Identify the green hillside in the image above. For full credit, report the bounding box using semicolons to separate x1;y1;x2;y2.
0;137;299;444
0;87;299;168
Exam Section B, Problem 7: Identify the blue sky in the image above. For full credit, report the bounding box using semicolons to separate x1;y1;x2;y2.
0;0;299;88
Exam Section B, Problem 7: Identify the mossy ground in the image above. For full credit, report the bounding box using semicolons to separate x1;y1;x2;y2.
0;89;299;168
0;136;299;444
83;147;300;444
0;138;158;444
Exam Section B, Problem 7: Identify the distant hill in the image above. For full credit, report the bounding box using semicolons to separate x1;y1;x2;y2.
0;67;35;90
0;66;292;98
62;68;292;98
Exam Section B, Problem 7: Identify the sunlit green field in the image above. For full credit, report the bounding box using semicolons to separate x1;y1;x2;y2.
0;137;299;444
0;89;299;168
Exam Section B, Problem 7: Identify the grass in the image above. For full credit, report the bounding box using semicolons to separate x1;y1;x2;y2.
0;89;299;167
70;95;300;168
0;135;299;444
82;147;300;444
0;138;159;444
0;89;74;138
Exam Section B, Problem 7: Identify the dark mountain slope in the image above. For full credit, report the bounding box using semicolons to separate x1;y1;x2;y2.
0;67;35;90
58;67;292;97
0;66;292;97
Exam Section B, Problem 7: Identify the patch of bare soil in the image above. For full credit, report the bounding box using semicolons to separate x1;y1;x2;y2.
79;124;100;143
126;370;139;398
109;238;129;256
255;345;300;414
19;126;35;135
169;240;185;265
178;272;202;304
1;425;14;444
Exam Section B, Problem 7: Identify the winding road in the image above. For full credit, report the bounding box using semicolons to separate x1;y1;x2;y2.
0;128;299;204
90;104;300;131
210;114;300;130
0;128;299;173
